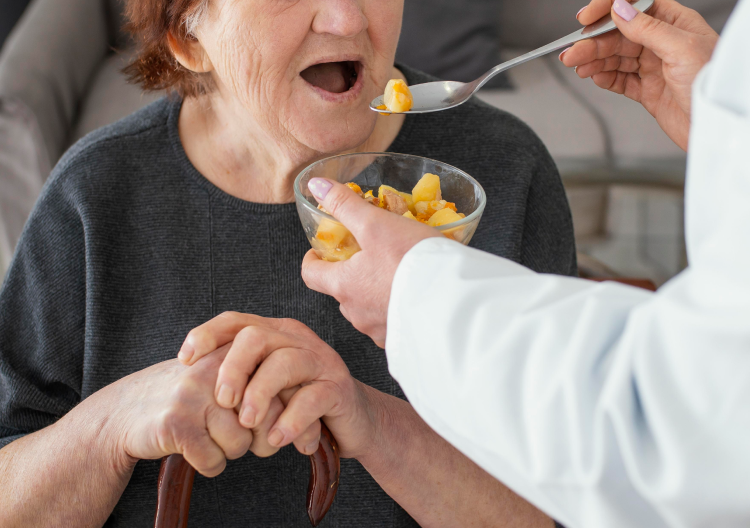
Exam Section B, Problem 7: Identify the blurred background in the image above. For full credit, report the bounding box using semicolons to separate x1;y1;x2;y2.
0;0;740;284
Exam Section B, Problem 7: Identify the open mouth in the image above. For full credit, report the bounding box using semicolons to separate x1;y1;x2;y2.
300;61;361;94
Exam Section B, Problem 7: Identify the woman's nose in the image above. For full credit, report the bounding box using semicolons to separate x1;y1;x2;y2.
312;0;368;38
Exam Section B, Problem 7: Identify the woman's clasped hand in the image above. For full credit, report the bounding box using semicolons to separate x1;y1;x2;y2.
176;313;379;464
562;0;719;150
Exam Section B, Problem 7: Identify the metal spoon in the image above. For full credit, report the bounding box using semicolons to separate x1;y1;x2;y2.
370;0;654;114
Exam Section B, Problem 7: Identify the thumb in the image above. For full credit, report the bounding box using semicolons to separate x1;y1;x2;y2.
307;178;389;242
611;0;689;62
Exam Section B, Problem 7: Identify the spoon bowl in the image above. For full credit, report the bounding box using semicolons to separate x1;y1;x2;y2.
371;0;655;114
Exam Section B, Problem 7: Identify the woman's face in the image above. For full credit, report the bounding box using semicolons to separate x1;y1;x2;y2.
196;0;403;155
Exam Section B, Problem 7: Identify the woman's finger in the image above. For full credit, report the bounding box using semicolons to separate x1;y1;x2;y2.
301;249;344;299
562;32;642;68
205;405;253;461
239;347;323;429
248;396;285;458
576;56;640;78
181;430;228;478
576;0;614;26
292;420;323;456
178;312;283;366
268;383;337;450
307;178;392;247
610;0;694;63
215;326;307;410
592;70;643;101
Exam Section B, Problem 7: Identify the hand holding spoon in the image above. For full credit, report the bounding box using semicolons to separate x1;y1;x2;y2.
371;0;654;114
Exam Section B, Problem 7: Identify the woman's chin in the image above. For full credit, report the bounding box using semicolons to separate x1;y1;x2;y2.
289;94;378;154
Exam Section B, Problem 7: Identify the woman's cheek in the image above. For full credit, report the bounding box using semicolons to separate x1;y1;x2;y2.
366;0;403;56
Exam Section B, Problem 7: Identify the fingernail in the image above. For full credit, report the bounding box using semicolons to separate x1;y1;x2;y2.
576;6;586;19
239;406;256;427
305;439;320;455
216;384;235;408
558;47;572;62
308;178;333;202
177;343;194;363
613;0;637;21
268;428;285;447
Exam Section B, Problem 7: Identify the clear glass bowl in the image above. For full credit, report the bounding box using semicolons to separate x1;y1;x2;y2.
295;152;487;262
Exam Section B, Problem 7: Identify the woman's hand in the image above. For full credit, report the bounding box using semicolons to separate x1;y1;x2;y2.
177;313;382;459
105;348;252;477
562;0;719;150
300;178;441;347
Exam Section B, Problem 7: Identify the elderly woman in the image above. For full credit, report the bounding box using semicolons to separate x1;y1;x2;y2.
0;0;575;526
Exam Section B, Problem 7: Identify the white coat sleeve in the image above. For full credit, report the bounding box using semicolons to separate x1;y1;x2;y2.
384;3;750;527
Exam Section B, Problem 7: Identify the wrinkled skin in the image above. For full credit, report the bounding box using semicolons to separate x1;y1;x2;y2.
178;314;379;459
175;0;406;204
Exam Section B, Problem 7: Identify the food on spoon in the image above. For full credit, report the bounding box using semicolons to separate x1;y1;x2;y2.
383;79;413;113
312;173;465;261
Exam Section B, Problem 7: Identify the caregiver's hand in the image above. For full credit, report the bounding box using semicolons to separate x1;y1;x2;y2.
562;0;718;150
178;313;380;459
301;178;442;347
107;346;252;477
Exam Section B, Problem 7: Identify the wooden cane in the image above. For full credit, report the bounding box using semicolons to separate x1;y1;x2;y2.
153;423;340;528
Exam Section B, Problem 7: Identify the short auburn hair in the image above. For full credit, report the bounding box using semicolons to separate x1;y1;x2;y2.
123;0;212;97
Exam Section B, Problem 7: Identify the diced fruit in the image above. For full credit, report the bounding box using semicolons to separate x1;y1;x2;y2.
308;171;472;261
346;182;363;196
376;104;390;116
383;79;413;113
427;207;463;227
315;218;350;248
414;200;457;222
411;173;442;203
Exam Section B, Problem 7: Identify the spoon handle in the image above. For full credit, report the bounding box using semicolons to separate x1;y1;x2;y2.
474;0;654;91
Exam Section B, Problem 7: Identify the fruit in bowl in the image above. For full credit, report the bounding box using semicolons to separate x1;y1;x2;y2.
295;153;486;262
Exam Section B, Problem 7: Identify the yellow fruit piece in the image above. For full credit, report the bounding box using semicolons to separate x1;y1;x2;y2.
376;104;390;116
412;173;442;203
414;199;456;221
427;207;463;227
378;185;415;214
315;218;350;249
383;79;413;113
403;211;417;221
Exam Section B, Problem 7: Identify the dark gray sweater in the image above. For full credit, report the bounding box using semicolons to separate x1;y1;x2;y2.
0;66;576;527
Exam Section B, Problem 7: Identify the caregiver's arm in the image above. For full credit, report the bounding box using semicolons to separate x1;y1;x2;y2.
561;0;718;150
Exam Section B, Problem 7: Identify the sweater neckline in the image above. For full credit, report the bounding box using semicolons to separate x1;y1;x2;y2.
166;65;418;214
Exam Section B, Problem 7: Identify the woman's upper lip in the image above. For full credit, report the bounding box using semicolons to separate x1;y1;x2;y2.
299;55;365;73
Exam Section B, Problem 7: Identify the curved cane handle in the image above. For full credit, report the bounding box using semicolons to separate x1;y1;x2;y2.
153;424;341;528
307;423;340;526
153;454;196;528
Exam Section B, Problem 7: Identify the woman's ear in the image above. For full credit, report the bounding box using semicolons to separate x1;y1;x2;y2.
167;31;214;73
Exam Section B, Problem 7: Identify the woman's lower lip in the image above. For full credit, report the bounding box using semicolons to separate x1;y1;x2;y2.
302;67;365;104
